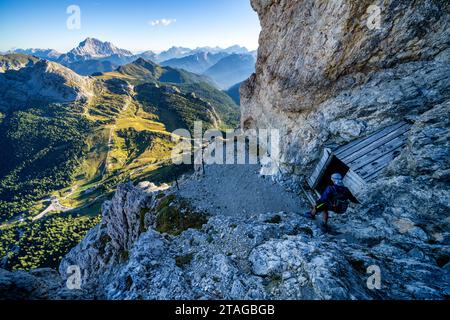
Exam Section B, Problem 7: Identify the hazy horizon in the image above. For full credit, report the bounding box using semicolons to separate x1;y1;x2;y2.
0;0;261;52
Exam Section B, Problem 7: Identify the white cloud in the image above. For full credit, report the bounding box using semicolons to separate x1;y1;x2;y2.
149;18;176;27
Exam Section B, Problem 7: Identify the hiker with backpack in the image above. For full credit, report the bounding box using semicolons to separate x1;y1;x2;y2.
304;173;358;232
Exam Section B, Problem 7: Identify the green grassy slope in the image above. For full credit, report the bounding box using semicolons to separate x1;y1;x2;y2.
101;58;240;128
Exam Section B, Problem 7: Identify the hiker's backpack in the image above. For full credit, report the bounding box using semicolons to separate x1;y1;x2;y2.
330;186;349;214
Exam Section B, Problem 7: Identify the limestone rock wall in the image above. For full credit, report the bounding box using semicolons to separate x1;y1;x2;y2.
240;0;450;292
242;0;450;173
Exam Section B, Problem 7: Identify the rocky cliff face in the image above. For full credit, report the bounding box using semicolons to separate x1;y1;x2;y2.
241;0;450;259
0;268;89;300
55;181;396;299
242;0;450;298
242;0;449;173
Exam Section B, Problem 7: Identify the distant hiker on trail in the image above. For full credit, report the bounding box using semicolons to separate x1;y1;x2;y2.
304;173;358;232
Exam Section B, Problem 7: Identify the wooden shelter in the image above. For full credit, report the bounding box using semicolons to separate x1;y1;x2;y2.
307;121;412;201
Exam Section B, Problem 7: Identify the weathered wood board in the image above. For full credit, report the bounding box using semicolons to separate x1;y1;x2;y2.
308;121;411;198
307;148;332;188
343;169;366;198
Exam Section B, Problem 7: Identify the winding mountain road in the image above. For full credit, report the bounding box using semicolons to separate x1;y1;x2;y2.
33;197;72;221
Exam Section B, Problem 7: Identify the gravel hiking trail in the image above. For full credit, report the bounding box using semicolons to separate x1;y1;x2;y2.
178;163;307;218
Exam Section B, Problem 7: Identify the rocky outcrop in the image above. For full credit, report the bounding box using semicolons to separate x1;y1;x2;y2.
237;0;450;298
0;268;90;300
58;183;375;299
58;182;169;293
57;180;448;299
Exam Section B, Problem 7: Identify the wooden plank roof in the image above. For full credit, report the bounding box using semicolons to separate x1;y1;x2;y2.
334;121;411;182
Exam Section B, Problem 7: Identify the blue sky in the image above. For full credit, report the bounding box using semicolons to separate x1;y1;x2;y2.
0;0;260;52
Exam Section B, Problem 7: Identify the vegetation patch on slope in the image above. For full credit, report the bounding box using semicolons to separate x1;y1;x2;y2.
154;195;209;236
0;214;101;270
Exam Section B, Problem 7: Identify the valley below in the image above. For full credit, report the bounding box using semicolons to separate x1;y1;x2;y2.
0;0;449;301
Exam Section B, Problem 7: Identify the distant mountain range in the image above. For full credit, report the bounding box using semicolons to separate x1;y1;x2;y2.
8;38;257;90
153;46;192;62
160;51;255;89
9;48;61;60
203;54;256;89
